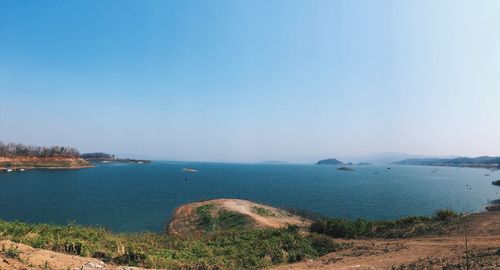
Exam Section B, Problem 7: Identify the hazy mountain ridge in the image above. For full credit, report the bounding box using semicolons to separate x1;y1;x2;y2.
394;156;500;168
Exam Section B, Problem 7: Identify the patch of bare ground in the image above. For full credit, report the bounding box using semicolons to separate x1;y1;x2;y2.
0;240;150;270
271;212;500;270
167;198;311;237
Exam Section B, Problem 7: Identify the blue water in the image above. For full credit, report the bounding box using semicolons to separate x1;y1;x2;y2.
1;162;499;232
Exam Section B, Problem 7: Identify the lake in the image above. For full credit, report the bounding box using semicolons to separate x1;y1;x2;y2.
0;162;499;232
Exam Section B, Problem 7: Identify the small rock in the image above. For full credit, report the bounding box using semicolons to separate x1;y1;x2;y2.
82;261;106;269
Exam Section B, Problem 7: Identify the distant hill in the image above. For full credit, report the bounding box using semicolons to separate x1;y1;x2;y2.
394;156;500;168
316;158;343;165
336;153;457;165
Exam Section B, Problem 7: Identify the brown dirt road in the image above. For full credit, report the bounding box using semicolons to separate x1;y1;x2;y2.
271;212;500;270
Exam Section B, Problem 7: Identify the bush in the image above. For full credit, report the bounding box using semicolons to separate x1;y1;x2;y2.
397;216;430;224
196;204;215;231
310;218;378;238
114;248;147;266
1;245;21;259
251;206;275;217
216;211;250;229
310;211;461;239
433;209;458;221
307;233;344;255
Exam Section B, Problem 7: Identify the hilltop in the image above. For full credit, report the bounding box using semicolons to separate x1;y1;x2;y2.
167;198;311;237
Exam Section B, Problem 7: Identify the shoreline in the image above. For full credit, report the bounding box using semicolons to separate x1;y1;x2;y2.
1;165;95;171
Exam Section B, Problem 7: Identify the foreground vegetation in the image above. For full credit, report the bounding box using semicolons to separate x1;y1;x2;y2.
0;209;465;269
310;209;461;238
0;220;343;269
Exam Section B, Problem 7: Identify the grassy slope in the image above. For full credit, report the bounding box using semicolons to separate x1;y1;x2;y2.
0;209;466;269
0;220;343;269
310;209;462;239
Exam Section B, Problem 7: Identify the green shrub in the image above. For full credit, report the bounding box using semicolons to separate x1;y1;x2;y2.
251;206;275;217
397;216;430;224
2;245;21;259
432;209;458;221
310;218;377;238
114;248;147;266
310;211;461;239
195;204;215;231
307;233;344;255
215;211;250;230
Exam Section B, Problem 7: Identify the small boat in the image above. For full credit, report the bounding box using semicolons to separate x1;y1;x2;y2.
6;168;13;172
182;168;198;173
20;169;25;171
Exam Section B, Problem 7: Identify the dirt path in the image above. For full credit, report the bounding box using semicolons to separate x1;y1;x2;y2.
271;236;500;270
219;199;309;228
272;212;500;270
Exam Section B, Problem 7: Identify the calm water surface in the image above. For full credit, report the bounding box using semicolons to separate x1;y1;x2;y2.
1;162;499;232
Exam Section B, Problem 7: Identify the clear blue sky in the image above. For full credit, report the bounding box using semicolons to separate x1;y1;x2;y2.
1;0;499;162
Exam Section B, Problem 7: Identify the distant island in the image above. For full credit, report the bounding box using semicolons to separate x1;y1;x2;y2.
316;158;373;167
394;156;500;169
337;167;354;171
316;158;343;165
80;152;151;164
0;142;92;170
358;162;373;166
